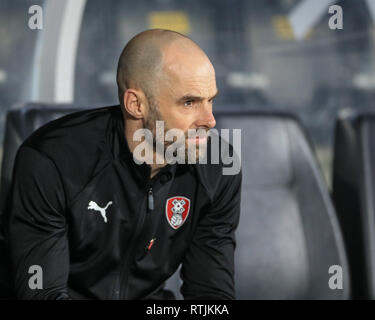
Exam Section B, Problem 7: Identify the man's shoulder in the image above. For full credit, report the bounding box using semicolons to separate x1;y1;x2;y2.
17;105;123;201
22;105;121;158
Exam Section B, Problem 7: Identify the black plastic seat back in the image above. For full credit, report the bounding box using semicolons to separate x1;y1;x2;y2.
215;111;350;299
332;111;375;299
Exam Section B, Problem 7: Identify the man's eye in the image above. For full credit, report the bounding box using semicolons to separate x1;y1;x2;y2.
184;101;193;107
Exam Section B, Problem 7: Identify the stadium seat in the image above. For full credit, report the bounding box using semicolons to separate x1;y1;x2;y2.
215;110;350;299
332;110;375;299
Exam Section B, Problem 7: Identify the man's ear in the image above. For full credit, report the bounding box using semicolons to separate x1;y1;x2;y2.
123;89;146;119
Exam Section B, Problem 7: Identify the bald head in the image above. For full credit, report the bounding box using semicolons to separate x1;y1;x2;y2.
116;29;209;107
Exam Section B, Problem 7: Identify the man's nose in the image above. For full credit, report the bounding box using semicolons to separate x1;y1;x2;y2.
197;103;216;129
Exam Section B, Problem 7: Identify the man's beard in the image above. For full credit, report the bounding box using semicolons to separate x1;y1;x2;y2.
144;100;208;164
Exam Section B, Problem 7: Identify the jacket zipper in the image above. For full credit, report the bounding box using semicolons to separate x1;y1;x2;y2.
117;184;154;299
148;188;154;211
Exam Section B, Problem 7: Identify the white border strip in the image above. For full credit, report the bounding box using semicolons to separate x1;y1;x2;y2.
55;0;86;102
31;0;86;102
367;0;375;23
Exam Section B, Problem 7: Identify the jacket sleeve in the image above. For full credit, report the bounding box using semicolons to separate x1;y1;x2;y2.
180;169;242;300
7;146;71;300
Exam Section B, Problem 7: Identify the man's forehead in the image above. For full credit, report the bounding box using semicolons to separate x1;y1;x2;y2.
167;77;218;99
163;60;216;89
159;41;217;97
164;54;214;74
175;84;219;102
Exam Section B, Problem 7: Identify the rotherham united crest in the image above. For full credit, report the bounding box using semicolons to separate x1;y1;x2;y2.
166;196;190;230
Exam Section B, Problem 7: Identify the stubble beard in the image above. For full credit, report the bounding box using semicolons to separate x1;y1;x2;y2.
144;100;208;164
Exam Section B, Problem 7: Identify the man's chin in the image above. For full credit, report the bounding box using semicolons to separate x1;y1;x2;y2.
185;144;208;164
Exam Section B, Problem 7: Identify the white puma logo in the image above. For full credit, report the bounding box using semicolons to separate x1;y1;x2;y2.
87;201;113;223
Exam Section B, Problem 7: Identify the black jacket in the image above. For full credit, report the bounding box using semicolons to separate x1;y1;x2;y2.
5;105;241;300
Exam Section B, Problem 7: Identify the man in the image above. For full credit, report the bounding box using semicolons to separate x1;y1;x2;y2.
6;29;242;299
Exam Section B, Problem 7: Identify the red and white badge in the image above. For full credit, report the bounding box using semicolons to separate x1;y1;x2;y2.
165;196;190;230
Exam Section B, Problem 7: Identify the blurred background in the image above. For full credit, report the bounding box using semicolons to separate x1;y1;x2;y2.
1;0;375;185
